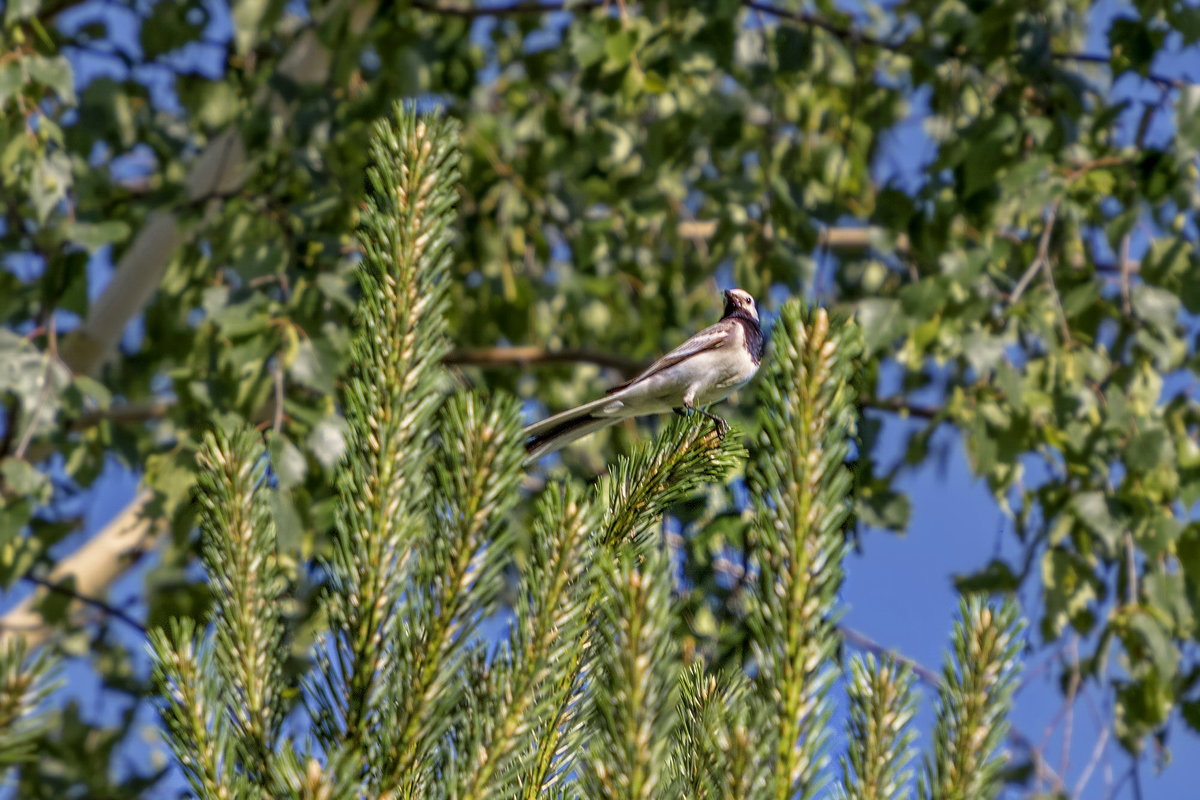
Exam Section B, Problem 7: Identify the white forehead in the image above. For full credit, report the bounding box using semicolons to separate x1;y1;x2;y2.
728;289;754;303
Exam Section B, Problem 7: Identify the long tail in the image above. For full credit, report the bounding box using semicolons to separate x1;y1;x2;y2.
524;393;628;460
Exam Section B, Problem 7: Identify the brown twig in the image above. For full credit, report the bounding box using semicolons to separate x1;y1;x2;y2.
861;395;940;420
1009;198;1062;306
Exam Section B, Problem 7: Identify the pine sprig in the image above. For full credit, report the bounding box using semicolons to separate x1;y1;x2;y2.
840;655;918;800
600;415;745;550
525;417;742;797
0;639;58;766
456;484;598;800
747;303;862;800
920;597;1024;800
582;544;679;800
150;619;248;799
383;392;525;788
149;425;287;799
316;105;460;757
194;425;288;774
670;665;758;800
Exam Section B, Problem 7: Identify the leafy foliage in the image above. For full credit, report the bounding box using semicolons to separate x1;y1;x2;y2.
748;304;860;800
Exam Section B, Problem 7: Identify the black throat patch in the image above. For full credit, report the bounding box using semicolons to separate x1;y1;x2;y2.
723;310;765;365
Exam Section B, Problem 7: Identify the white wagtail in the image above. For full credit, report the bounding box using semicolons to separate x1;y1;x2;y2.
524;288;765;459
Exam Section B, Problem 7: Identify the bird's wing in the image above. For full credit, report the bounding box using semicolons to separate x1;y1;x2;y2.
606;320;733;394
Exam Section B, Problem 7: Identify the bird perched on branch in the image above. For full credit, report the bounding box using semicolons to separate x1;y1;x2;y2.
524;288;765;460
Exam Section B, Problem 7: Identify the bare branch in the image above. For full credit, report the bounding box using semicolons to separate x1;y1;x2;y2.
1009;198;1062;306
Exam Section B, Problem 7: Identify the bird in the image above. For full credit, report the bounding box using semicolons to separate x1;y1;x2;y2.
523;288;766;460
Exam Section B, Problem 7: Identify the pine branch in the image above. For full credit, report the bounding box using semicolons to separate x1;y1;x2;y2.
194;425;289;783
670;665;758;800
582;544;679;800
599;415;745;550
499;419;741;799
839;655;918;800
920;597;1025;800
748;303;862;800
149;425;288;799
454;484;598;800
0;639;59;766
383;392;525;790
150;619;248;799
314;105;460;765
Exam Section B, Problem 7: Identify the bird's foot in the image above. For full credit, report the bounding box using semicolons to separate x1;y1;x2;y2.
697;408;729;437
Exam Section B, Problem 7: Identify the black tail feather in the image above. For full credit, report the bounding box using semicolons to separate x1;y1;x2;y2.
524;412;600;454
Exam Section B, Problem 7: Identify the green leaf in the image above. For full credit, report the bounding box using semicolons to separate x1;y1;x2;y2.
62;220;131;252
3;0;40;24
954;559;1020;594
856;298;904;353
0;458;51;501
1108;17;1166;77
1071;491;1122;552
857;481;911;531
1042;547;1098;638
1125;426;1173;473
27;56;75;105
140;0;209;59
774;26;811;73
308;415;346;472
1131;285;1180;333
1125;610;1179;678
266;431;307;491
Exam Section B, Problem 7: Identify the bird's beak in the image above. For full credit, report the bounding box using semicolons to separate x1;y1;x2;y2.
722;289;733;302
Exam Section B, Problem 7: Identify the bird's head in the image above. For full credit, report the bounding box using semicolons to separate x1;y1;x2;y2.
722;288;759;323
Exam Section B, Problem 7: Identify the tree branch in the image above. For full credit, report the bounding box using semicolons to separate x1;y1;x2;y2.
0;490;165;649
21;574;148;636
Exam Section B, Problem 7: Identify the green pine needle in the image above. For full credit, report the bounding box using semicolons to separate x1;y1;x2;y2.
382;391;525;789
839;655;919;800
920;597;1025;800
748;302;862;800
317;104;461;759
195;424;288;774
600;415;745;551
582;543;680;800
0;638;59;767
454;483;599;800
670;664;758;800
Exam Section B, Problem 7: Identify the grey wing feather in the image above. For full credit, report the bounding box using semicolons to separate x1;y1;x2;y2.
606;321;733;393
